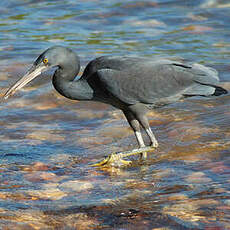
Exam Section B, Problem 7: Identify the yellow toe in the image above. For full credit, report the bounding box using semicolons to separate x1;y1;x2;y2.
91;152;132;167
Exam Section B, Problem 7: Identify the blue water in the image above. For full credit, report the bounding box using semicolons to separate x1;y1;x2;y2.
0;0;229;229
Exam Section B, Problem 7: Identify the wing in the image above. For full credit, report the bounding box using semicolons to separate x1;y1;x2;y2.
96;60;220;105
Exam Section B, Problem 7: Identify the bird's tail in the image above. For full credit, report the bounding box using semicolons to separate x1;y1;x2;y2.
184;63;228;97
212;85;228;96
183;82;228;97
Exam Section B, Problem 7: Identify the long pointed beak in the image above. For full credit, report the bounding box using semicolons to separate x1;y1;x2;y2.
3;65;48;99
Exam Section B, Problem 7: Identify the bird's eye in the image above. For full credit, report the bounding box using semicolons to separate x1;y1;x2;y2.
43;58;48;64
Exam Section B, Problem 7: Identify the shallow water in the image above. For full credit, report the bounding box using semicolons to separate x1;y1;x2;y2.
0;0;230;229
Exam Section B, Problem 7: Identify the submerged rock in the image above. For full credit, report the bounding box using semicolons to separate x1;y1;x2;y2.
59;180;94;193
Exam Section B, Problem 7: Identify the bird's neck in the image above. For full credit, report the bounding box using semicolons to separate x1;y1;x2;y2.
52;67;94;101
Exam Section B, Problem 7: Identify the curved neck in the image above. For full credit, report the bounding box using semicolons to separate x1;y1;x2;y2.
52;65;94;101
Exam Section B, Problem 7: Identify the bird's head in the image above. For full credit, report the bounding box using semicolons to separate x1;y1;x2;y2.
3;46;79;99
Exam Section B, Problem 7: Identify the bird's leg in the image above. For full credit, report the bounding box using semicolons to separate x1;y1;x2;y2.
135;131;145;148
134;113;159;156
134;130;147;159
124;111;148;159
145;127;159;148
91;111;155;167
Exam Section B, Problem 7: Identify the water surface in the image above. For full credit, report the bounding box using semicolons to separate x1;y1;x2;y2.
0;0;230;229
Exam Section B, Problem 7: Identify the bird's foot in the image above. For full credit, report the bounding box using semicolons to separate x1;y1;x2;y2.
91;146;155;167
140;151;147;160
139;144;157;160
138;141;158;160
151;139;159;148
90;152;132;167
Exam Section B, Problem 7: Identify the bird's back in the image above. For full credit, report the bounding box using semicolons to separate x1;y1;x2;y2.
82;56;153;77
81;56;227;107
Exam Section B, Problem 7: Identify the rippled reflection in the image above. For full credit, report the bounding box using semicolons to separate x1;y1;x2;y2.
0;0;229;229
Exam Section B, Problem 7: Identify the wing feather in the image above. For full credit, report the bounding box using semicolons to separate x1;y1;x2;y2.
96;60;220;105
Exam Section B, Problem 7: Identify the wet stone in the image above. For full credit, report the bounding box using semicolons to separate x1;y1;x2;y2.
26;130;65;142
77;136;111;148
32;101;58;110
59;180;94;193
49;153;71;163
163;202;205;226
185;172;212;184
1;0;230;228
124;180;152;190
223;199;230;205
187;13;207;21
24;171;61;183
182;25;213;34
126;19;166;28
27;188;67;201
167;193;188;202
21;162;49;172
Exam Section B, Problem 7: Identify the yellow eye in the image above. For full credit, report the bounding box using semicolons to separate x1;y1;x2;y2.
43;58;48;64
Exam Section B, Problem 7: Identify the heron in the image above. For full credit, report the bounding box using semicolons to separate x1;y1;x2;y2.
3;46;227;166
